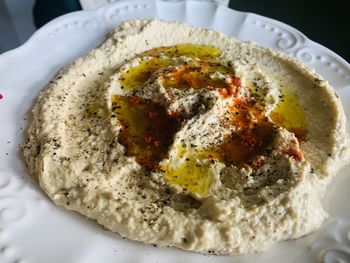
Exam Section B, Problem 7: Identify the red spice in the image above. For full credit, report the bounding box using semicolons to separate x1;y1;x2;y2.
231;76;241;87
129;96;142;105
170;111;179;118
153;140;161;147
242;163;250;170
213;123;276;167
251;156;265;168
228;85;237;97
284;147;303;161
143;136;162;147
143;136;152;143
207;154;215;159
239;131;262;149
148;111;158;118
114;95;182;170
234;98;249;111
218;88;228;97
162;62;235;96
218;84;238;98
170;111;182;122
291;148;303;161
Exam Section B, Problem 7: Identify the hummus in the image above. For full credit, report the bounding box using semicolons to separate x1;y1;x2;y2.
22;19;350;255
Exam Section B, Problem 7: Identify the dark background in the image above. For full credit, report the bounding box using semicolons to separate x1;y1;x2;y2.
228;0;349;62
32;0;349;62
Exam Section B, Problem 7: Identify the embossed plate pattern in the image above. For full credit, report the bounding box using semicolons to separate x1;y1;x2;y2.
0;1;349;262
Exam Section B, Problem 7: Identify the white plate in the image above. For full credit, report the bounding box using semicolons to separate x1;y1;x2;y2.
79;0;229;10
0;1;350;262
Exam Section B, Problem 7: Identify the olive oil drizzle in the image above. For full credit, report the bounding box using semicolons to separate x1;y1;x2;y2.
111;44;308;195
269;88;308;140
112;95;181;170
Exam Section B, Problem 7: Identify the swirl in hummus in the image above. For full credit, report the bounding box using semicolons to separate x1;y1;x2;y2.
22;19;350;255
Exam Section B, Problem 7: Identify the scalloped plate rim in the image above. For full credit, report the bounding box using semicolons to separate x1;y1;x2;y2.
1;0;349;73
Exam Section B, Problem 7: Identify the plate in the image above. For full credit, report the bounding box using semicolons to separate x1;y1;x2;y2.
78;0;229;10
0;1;350;262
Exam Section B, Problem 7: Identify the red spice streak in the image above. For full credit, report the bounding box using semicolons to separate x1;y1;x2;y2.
215;77;278;166
283;147;303;161
112;95;181;170
218;85;237;98
231;76;242;87
218;77;241;98
113;54;303;170
162;63;230;91
129;96;142;105
162;61;278;167
213;122;276;166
